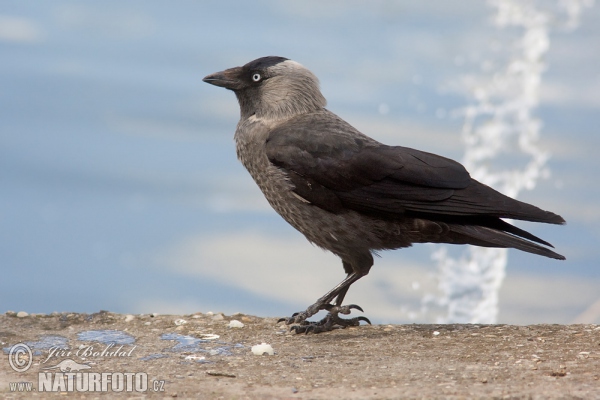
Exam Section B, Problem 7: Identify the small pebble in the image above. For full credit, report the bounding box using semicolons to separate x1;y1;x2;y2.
17;311;29;318
212;314;224;321
206;371;236;378
433;331;440;336
251;343;274;356
578;351;590;359
184;355;205;361
174;319;187;326
124;315;135;322
228;320;244;328
199;334;220;340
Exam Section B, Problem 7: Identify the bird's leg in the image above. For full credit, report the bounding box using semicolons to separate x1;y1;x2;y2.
282;273;361;322
334;285;350;306
278;272;371;333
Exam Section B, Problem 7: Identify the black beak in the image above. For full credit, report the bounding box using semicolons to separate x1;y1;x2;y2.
203;66;244;90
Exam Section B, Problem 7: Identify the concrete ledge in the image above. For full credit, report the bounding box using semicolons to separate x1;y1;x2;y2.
1;311;599;398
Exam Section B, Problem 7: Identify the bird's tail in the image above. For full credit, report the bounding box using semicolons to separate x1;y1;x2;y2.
497;197;565;225
449;223;565;260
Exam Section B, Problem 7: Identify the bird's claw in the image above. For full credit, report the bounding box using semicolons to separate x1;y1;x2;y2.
280;304;370;334
277;311;310;325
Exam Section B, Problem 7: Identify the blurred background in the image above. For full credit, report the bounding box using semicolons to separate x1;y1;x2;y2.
1;0;599;324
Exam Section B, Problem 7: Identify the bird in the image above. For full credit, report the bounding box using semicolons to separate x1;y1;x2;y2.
203;56;565;333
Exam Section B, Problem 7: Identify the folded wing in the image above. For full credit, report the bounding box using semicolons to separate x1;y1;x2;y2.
267;111;563;224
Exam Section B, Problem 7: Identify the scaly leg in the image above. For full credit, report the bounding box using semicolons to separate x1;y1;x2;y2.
278;272;371;334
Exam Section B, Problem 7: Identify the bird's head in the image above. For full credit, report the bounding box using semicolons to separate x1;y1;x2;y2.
203;56;326;121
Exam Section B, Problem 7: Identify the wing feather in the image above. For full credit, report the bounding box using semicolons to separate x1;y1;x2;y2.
266;110;564;225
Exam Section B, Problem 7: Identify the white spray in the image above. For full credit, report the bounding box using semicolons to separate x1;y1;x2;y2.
426;0;592;323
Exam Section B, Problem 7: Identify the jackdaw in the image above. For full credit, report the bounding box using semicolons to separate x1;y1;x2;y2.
203;56;565;333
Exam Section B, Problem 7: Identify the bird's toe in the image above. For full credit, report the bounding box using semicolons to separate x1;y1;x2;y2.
282;303;370;334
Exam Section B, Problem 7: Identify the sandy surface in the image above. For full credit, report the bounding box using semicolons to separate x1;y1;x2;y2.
1;310;599;399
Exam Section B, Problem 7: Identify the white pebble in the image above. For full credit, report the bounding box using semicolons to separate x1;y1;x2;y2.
212;314;224;321
174;319;187;326
16;311;29;318
124;315;135;322
184;355;205;361
578;351;590;359
433;331;440;336
251;343;274;356
200;334;220;340
228;320;244;328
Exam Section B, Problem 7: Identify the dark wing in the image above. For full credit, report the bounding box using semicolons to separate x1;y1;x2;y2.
266;110;564;225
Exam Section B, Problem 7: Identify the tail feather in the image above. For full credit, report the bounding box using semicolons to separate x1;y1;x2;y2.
483;218;554;248
455;180;566;225
449;224;565;260
501;200;565;225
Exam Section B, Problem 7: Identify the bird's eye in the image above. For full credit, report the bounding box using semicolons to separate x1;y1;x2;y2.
252;73;262;82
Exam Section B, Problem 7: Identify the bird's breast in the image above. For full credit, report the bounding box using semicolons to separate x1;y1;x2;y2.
232;117;415;257
235;117;297;211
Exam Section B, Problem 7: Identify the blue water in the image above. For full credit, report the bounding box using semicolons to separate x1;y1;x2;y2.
1;1;599;324
3;330;243;362
2;335;69;356
161;333;243;357
77;330;136;345
139;353;168;361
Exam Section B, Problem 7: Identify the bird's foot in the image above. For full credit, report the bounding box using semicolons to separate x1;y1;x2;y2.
278;304;371;334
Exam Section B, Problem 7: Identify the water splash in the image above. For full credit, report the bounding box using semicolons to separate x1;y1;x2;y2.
427;0;591;324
